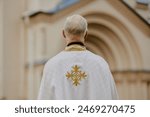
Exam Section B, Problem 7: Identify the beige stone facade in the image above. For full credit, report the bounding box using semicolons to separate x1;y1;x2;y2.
0;0;150;99
0;0;4;99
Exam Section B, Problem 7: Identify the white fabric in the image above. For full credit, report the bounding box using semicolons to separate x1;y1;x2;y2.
38;50;118;100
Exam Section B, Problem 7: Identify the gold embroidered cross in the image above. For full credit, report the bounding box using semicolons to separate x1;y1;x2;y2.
66;65;87;86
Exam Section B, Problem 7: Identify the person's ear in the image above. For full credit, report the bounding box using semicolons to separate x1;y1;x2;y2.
62;30;66;38
84;31;88;39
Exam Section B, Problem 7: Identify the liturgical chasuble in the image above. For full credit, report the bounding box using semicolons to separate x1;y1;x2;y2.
38;44;118;100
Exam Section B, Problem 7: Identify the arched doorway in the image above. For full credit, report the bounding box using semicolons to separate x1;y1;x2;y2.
84;12;143;99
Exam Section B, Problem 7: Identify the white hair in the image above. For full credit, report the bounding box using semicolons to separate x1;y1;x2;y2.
63;14;88;36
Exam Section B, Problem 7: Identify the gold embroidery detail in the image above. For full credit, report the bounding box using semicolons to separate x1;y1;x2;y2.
66;65;87;86
65;44;86;51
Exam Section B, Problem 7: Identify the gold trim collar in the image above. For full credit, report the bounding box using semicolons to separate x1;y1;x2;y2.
65;44;86;51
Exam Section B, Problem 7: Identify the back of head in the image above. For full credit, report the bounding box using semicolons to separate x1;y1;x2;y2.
63;14;88;37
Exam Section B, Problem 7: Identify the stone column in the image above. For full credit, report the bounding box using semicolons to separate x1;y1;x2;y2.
27;28;35;99
19;23;25;99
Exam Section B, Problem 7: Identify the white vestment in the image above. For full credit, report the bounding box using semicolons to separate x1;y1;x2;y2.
38;45;118;100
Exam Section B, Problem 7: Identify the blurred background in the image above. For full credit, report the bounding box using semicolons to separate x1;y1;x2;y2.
0;0;150;99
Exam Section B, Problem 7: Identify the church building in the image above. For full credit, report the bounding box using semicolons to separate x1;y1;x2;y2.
0;0;150;99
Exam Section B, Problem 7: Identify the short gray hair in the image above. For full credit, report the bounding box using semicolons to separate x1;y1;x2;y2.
63;14;88;36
